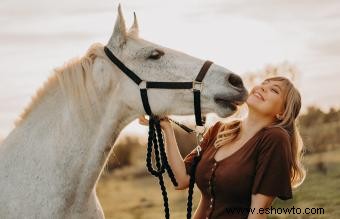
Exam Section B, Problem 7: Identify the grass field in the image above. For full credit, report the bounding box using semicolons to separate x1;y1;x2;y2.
97;148;340;219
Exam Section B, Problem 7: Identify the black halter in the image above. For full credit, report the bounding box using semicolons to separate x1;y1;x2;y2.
104;46;212;127
104;46;213;219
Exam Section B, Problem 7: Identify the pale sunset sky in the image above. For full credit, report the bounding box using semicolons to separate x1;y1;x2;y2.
0;0;339;138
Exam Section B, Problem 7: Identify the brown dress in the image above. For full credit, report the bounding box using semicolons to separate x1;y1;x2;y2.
184;121;293;219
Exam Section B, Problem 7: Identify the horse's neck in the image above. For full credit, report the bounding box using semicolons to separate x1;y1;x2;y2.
0;69;137;207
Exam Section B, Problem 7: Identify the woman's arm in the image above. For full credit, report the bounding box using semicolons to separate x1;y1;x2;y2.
248;194;274;219
162;126;190;190
138;116;190;190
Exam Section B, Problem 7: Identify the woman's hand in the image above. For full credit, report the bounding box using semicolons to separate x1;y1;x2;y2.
138;115;173;131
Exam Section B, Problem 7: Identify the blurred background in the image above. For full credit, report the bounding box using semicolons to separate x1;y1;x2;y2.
1;0;339;218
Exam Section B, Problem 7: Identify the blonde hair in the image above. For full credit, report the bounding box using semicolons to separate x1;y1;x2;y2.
214;76;306;188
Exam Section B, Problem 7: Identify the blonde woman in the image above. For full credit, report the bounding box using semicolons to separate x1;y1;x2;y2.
139;76;305;219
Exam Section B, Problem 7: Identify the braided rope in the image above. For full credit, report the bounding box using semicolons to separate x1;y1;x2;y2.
146;116;178;219
154;120;178;186
146;116;203;219
186;155;202;219
146;119;163;175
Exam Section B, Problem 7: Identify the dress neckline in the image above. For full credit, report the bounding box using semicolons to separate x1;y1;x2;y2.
213;127;265;163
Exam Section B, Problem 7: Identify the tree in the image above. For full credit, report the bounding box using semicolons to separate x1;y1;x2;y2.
323;107;340;123
299;106;325;127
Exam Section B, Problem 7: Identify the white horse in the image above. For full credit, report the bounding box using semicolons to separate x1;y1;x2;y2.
0;5;247;219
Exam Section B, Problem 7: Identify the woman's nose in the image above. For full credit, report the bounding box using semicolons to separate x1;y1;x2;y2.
259;84;267;92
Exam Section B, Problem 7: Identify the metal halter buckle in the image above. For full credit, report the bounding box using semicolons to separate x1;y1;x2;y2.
138;80;147;89
192;81;203;91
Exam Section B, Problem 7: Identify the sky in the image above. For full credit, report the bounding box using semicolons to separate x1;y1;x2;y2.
0;0;339;138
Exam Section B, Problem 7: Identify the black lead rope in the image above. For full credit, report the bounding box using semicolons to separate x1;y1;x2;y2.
146;116;178;219
147;115;203;219
187;154;202;219
104;46;212;219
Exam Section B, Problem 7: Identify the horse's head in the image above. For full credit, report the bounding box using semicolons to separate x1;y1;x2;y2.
102;5;248;118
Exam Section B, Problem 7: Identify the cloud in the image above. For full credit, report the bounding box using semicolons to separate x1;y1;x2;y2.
207;0;340;58
208;0;340;22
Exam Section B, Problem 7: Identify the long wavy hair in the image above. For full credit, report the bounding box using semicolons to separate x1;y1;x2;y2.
213;76;306;188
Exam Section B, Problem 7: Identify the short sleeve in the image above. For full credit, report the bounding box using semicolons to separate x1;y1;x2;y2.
252;127;293;200
183;121;221;175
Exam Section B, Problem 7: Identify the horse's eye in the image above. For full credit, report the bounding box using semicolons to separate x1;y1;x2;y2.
148;49;165;60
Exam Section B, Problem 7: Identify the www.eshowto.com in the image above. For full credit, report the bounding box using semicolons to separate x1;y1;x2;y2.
225;206;325;215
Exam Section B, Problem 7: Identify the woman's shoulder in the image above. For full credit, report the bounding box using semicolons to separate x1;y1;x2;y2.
262;126;290;140
258;126;291;150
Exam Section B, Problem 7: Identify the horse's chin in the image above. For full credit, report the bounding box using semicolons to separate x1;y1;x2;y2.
215;105;238;118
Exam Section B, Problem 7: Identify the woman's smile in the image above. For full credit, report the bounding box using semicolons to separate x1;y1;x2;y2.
252;91;265;101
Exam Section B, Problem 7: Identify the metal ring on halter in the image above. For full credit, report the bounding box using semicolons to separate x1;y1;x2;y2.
195;145;202;157
192;80;203;91
138;80;147;89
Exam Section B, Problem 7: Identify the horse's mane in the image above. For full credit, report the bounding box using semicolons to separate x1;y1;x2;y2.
15;43;105;126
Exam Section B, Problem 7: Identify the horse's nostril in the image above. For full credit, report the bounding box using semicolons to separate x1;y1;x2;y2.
227;73;244;89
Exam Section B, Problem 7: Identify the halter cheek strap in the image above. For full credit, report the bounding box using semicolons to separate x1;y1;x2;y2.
193;61;213;126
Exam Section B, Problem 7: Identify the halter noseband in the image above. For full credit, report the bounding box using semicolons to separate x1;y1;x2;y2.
104;46;213;127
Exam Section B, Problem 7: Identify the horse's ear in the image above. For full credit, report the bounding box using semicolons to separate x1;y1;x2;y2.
128;12;139;38
108;4;127;48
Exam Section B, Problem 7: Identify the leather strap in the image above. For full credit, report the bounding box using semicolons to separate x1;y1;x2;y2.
140;89;153;116
104;46;143;85
193;60;213;126
195;60;213;82
147;81;192;89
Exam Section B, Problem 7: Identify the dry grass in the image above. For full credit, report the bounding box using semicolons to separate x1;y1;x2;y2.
97;167;198;219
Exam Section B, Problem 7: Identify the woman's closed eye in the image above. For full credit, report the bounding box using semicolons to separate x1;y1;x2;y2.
271;88;279;94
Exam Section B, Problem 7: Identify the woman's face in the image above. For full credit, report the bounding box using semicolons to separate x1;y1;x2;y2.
246;80;286;119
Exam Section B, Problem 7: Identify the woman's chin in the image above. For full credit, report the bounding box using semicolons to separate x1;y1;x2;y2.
246;98;262;108
246;100;269;116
